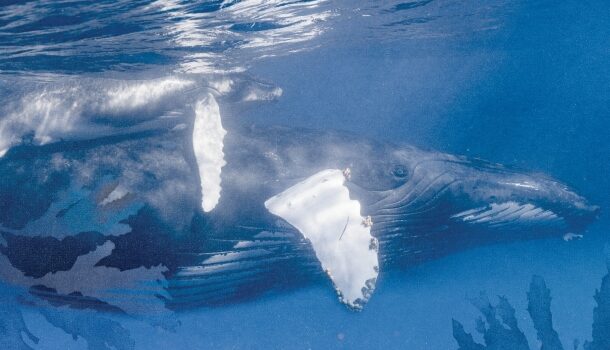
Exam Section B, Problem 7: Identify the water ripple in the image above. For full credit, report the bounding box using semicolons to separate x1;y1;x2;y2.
0;0;334;74
0;0;516;75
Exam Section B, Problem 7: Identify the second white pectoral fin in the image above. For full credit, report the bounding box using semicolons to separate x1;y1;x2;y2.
264;169;379;310
192;93;227;212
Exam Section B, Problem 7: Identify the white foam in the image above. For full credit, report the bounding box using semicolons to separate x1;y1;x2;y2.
193;94;227;212
265;169;379;309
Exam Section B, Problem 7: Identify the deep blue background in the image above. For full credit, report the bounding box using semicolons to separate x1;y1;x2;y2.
1;0;609;348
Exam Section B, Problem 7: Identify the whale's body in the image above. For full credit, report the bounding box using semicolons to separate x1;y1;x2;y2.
0;115;599;312
170;123;599;309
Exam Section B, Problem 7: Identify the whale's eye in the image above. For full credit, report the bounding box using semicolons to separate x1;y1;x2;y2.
392;164;408;179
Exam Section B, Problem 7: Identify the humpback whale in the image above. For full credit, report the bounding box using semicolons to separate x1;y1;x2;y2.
0;79;599;313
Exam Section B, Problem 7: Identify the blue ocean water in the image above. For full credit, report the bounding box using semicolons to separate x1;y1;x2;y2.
1;1;609;349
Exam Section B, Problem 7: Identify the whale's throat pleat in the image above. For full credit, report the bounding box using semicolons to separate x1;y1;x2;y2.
451;202;565;228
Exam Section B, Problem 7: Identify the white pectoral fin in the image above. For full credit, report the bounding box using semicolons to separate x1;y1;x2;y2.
193;93;227;212
265;169;379;310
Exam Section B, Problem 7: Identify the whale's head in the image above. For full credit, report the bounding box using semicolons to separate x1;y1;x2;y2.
345;144;599;265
